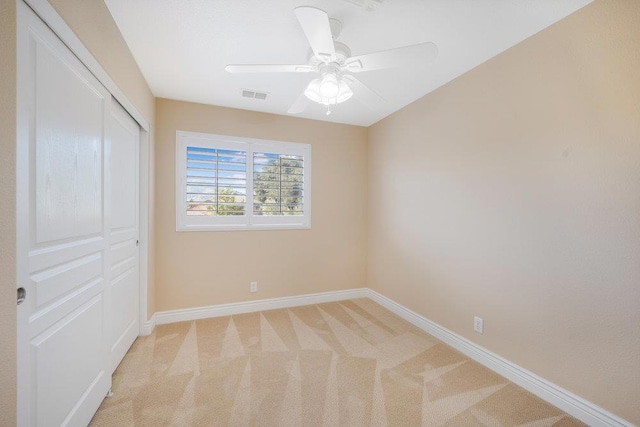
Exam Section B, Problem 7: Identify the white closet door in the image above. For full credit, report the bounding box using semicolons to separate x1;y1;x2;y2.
108;100;140;372
16;3;116;426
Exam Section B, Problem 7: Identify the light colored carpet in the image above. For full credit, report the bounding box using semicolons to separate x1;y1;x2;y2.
90;299;584;426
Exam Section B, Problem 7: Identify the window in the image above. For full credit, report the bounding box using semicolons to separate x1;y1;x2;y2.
176;131;311;231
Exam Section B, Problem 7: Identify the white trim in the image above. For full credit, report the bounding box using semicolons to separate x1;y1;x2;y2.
22;0;150;132
140;314;156;336
154;288;369;325
365;289;632;427
138;128;150;334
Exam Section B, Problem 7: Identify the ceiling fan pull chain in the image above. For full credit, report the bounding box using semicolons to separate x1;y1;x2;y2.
326;104;332;115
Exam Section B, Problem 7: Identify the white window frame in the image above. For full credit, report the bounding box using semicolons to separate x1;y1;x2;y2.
176;130;311;231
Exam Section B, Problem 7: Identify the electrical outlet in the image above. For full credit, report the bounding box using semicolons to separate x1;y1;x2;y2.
474;316;484;334
250;282;257;293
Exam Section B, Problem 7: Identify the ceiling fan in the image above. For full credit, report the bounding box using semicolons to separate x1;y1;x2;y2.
225;6;438;115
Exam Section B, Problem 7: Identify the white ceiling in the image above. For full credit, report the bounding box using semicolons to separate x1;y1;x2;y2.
104;0;592;127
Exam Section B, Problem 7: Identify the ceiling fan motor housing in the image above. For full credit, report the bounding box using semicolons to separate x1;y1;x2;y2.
308;41;352;68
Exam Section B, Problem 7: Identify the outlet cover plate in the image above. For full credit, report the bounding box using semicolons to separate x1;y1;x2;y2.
474;316;484;334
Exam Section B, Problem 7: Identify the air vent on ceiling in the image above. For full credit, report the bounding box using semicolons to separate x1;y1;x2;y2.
241;89;268;100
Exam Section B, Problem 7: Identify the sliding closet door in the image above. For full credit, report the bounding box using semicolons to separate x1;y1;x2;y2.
17;3;112;425
108;100;140;372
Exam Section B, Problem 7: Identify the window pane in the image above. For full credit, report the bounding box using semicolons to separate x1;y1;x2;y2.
252;152;304;217
187;185;216;195
186;146;246;216
187;203;216;216
254;188;280;199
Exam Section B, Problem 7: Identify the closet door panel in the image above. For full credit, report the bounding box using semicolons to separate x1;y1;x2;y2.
17;4;112;426
108;100;140;373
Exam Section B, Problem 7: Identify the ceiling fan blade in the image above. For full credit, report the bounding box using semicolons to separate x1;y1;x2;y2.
225;64;314;73
344;42;438;73
287;91;309;114
343;75;385;110
294;6;336;63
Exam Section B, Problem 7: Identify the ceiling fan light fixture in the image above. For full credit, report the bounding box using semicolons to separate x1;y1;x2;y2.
304;78;323;103
319;73;339;98
304;73;353;106
336;80;353;103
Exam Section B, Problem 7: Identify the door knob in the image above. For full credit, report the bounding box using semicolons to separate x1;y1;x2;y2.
17;287;26;305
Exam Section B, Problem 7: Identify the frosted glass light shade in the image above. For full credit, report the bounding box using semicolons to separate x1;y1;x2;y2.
336;80;353;103
304;79;323;103
304;74;353;106
319;74;339;98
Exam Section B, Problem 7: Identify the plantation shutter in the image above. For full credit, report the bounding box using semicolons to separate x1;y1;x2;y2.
177;131;310;231
253;152;304;216
186;146;247;216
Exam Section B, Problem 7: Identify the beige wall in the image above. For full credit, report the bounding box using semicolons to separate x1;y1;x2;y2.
367;0;640;422
155;99;368;311
0;0;17;424
0;1;156;424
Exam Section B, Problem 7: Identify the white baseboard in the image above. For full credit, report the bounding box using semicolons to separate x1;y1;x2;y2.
140;314;156;336
153;288;369;325
141;287;630;426
366;289;632;427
